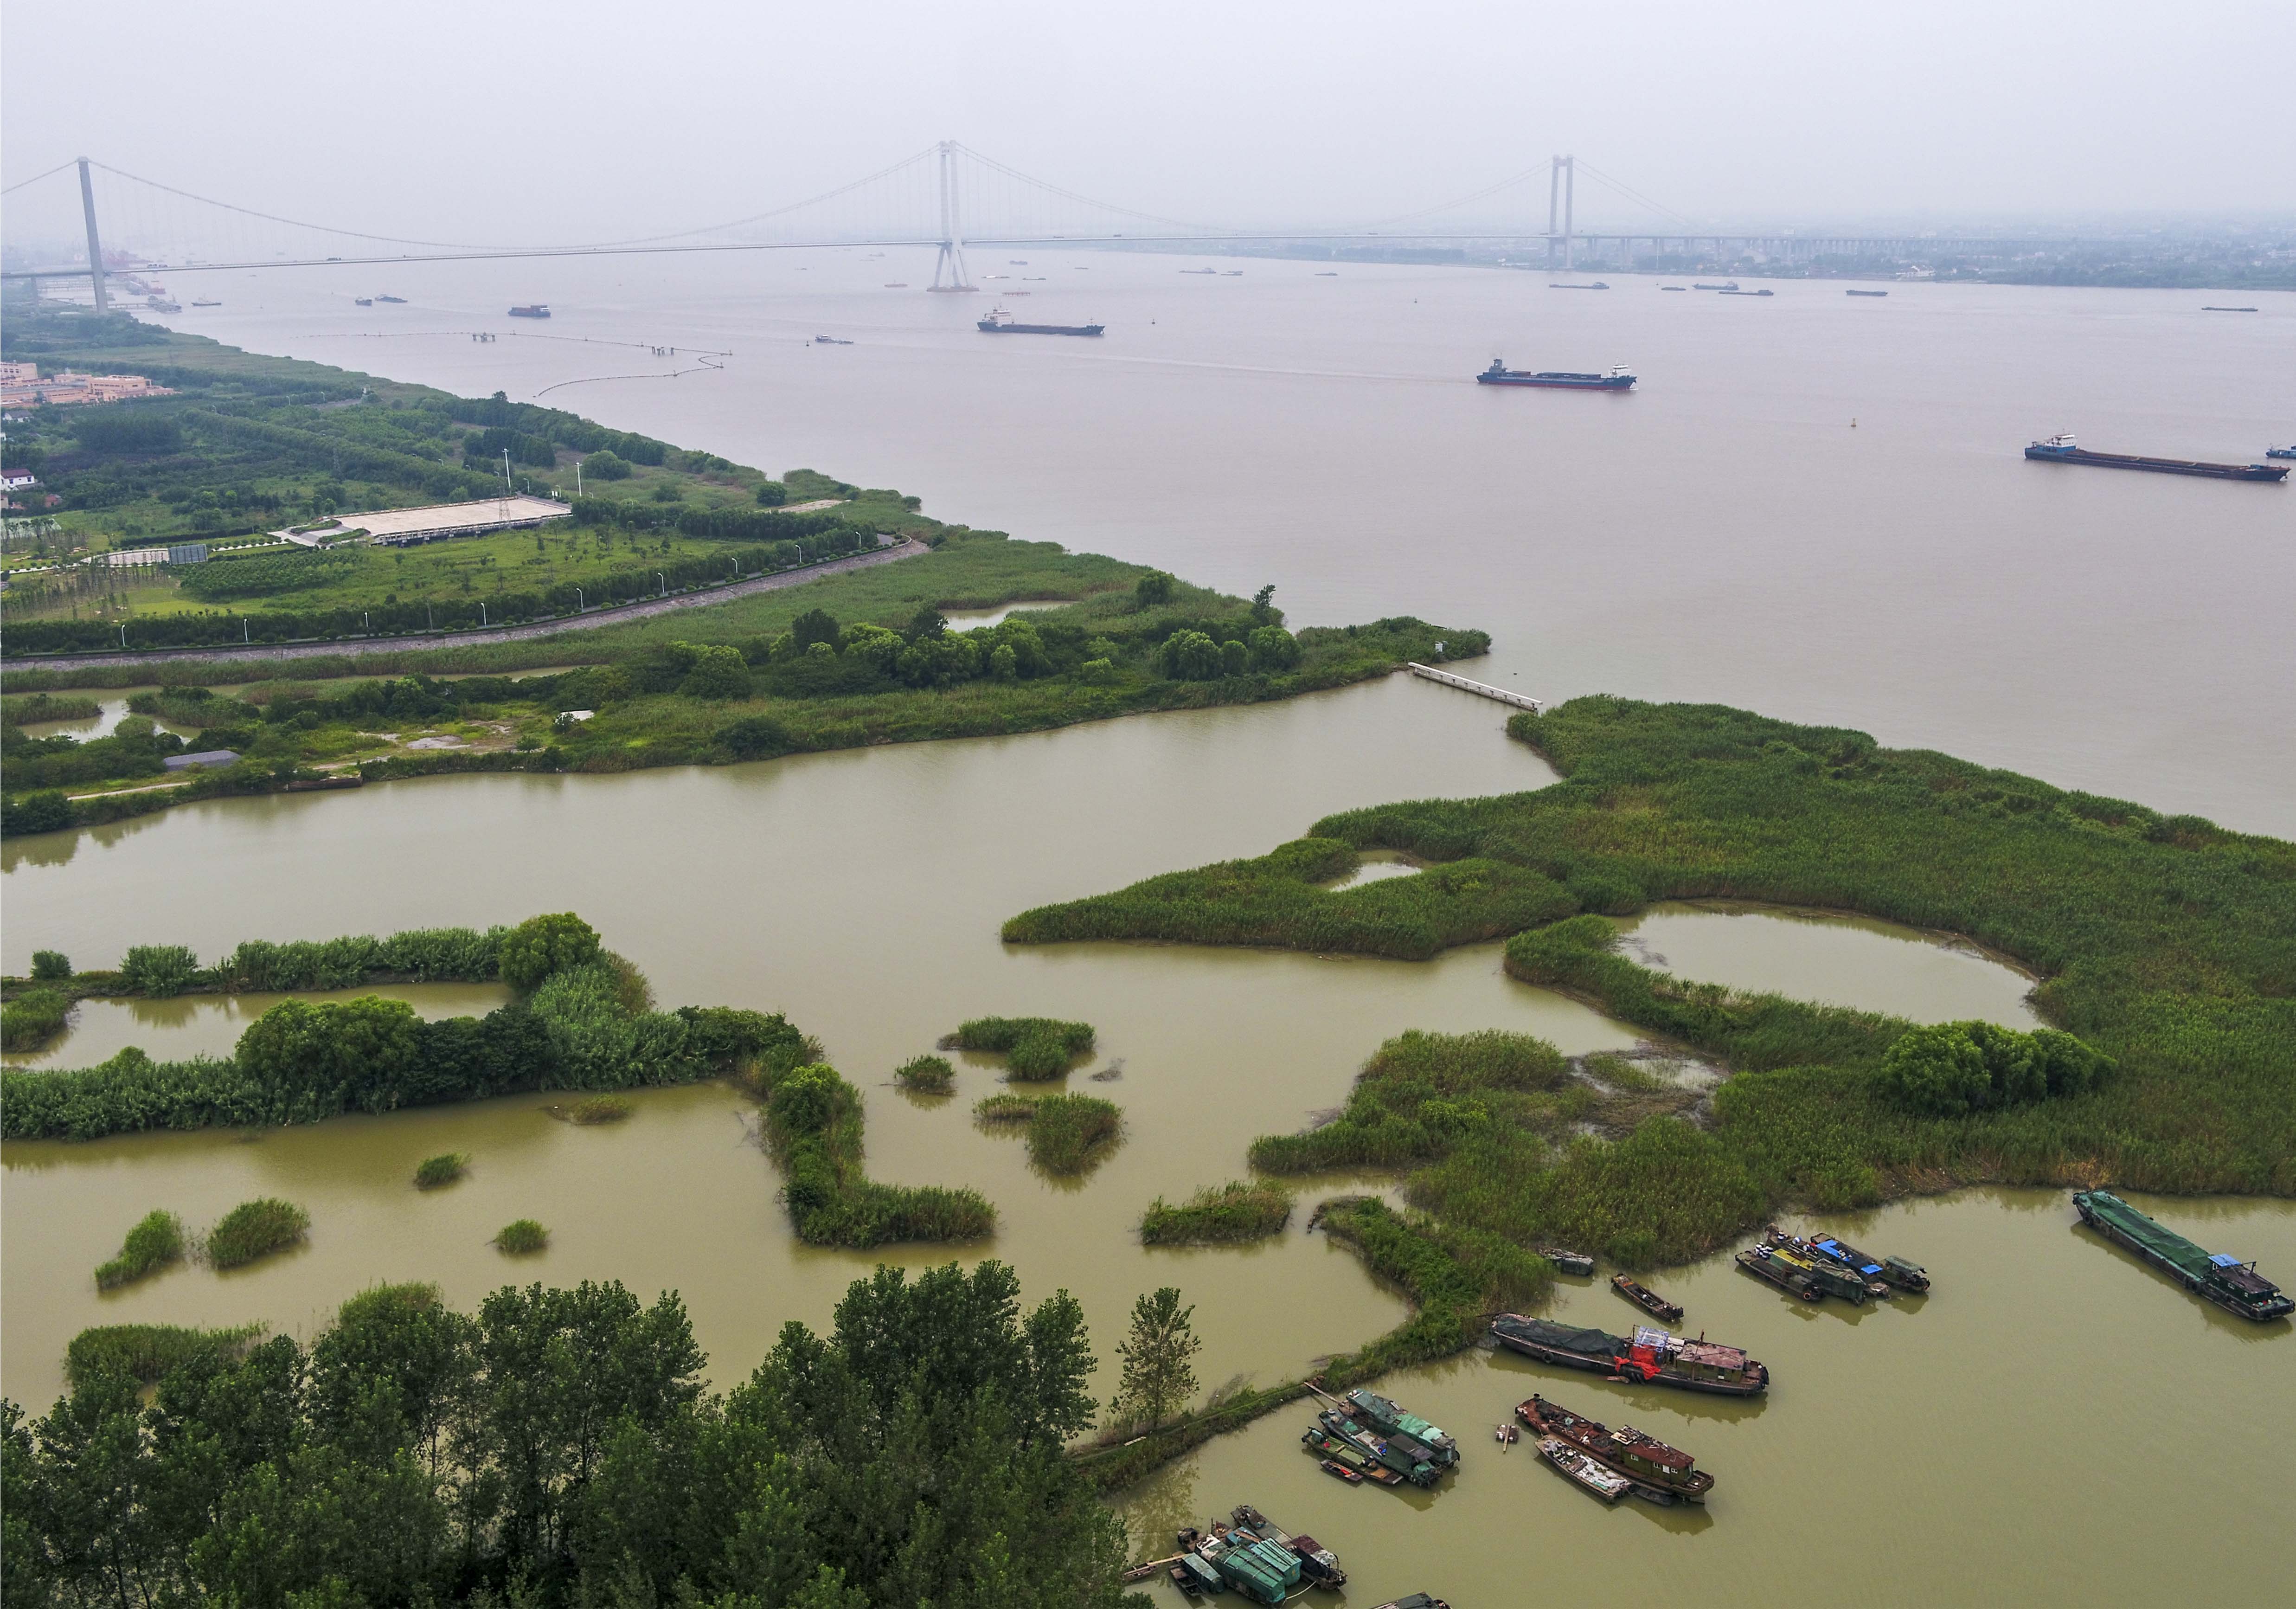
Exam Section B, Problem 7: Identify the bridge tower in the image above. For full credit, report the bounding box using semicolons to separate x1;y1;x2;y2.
1546;154;1576;270
929;141;977;292
77;157;109;313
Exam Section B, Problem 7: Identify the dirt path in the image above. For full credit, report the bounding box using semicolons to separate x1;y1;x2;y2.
6;540;930;674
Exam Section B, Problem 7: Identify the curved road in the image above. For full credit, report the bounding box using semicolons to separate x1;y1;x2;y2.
5;540;930;672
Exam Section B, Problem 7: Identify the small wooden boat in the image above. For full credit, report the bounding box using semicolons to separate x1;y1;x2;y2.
1166;1562;1199;1596
1611;1273;1684;1323
1536;1436;1632;1502
1493;1422;1518;1447
1321;1458;1363;1484
1539;1247;1596;1277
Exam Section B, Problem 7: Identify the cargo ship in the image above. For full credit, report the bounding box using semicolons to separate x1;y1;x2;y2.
978;307;1103;337
1693;281;1738;291
2025;433;2287;482
1490;1315;1769;1396
1847;288;1890;297
2072;1190;2294;1321
1548;281;1609;290
1477;360;1635;391
2266;444;2296;461
1518;1393;1715;1503
509;304;551;319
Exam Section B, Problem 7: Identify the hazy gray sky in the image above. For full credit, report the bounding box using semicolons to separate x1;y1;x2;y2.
6;0;2291;248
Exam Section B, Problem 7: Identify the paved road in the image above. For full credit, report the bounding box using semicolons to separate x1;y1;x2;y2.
4;541;931;673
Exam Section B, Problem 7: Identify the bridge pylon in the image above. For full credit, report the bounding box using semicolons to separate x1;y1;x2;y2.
928;140;977;292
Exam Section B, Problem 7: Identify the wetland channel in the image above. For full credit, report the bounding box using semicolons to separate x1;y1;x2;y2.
7;676;2290;1605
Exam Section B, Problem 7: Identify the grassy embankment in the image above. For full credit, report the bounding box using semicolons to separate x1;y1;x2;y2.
1028;696;2296;1480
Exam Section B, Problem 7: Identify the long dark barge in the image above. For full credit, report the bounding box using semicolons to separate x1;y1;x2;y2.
1490;1315;1768;1396
2072;1190;2294;1321
1477;360;1635;391
1518;1393;1715;1503
978;308;1103;337
2025;433;2287;482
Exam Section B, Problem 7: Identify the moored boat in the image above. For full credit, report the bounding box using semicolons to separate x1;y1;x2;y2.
1847;288;1890;296
1611;1272;1684;1323
1226;1506;1345;1589
1300;1427;1405;1485
1341;1388;1459;1469
1736;1244;1824;1301
1313;1408;1446;1486
1764;1227;1889;1301
1517;1392;1715;1502
1490;1315;1770;1396
1320;1457;1363;1484
1539;1247;1596;1276
1536;1436;1632;1501
2073;1190;2295;1321
1804;1231;1929;1293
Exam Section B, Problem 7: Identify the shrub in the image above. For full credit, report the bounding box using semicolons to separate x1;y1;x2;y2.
569;1094;631;1124
1;986;72;1052
896;1055;955;1094
206;1198;311;1269
1135;570;1176;606
31;950;72;980
95;1210;186;1288
120;944;202;997
680;644;751;700
717;714;794;759
583;450;630;480
414;1153;468;1189
0;791;74;837
495;1219;550;1254
498;912;601;990
1877;1020;2115;1117
1141;1180;1292;1244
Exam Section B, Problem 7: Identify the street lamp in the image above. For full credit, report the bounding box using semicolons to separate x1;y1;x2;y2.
574;586;585;612
655;570;666;597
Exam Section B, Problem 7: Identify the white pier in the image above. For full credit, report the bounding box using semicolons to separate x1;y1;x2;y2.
1406;662;1544;712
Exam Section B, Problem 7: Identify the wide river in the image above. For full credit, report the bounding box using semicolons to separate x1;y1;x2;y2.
6;257;2292;1605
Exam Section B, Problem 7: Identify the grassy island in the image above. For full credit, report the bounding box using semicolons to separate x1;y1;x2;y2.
1139;1180;1294;1245
755;1062;996;1246
976;1091;1122;1174
1013;696;2296;1397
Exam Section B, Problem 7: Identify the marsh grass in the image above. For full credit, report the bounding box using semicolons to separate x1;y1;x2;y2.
94;1210;186;1289
894;1055;955;1094
1140;1181;1292;1245
1;986;73;1052
568;1094;632;1125
764;1062;996;1246
413;1153;469;1189
972;1091;1122;1174
64;1322;263;1391
954;1017;1097;1080
205;1198;311;1269
494;1219;550;1255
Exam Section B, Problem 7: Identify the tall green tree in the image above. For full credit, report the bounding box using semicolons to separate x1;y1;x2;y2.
1111;1286;1200;1430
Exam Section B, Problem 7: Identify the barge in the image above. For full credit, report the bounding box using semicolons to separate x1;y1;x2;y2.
978;307;1103;336
1490;1315;1769;1396
1763;1228;1889;1302
2025;433;2286;482
1310;1408;1447;1487
1226;1505;1345;1590
1340;1389;1459;1470
1518;1392;1714;1502
1477;359;1636;390
2072;1190;2294;1321
1736;1244;1825;1301
508;304;550;318
1805;1232;1929;1293
1612;1273;1684;1323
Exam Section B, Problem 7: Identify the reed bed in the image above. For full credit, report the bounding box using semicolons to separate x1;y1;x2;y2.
953;1016;1097;1080
494;1219;550;1255
94;1210;186;1288
974;1091;1122;1174
1139;1180;1292;1244
413;1153;469;1189
894;1054;955;1093
205;1198;311;1269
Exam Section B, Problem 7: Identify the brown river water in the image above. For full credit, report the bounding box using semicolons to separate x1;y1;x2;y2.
7;260;2292;1602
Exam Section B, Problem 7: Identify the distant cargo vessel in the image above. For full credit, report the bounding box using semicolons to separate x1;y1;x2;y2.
1847;289;1889;297
1693;281;1738;291
2025;433;2286;483
2267;445;2296;461
1478;360;1635;391
1719;288;1774;297
1548;281;1609;290
978;308;1103;337
376;295;407;303
509;304;550;319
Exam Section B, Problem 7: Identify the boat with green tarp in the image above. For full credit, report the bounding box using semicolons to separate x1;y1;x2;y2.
2072;1190;2293;1321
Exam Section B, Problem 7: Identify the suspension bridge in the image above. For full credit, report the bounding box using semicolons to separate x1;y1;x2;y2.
3;143;2111;309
